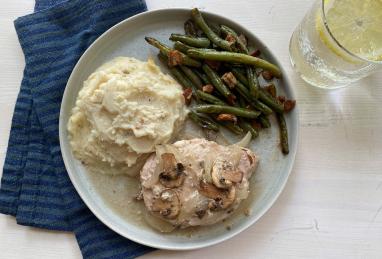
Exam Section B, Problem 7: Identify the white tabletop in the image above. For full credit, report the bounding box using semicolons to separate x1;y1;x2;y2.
1;0;382;258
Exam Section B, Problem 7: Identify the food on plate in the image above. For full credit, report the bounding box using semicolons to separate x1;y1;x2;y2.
65;7;295;236
187;49;282;78
194;104;260;119
140;138;258;230
67;57;188;175
145;8;296;154
190;8;232;51
169;33;211;48
188;110;220;132
145;37;201;68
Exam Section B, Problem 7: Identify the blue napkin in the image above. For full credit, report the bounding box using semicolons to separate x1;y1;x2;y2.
0;0;155;258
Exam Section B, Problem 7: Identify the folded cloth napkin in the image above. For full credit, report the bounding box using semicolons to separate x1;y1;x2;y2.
0;0;155;258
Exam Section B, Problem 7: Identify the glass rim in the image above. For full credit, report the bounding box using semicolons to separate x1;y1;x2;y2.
321;0;382;65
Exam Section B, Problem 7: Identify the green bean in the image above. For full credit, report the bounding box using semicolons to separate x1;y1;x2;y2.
184;19;198;37
231;67;283;113
276;113;289;154
220;25;237;36
169;67;195;90
234;80;273;115
192;103;244;135
231;67;248;85
174;41;196;54
220;25;237;38
257;83;284;114
193;69;211;85
145;37;201;67
258;115;271;128
238;119;259;139
220;25;248;53
258;90;284;114
202;64;236;103
180;65;203;88
235;81;252;102
225;90;259;138
157;52;167;63
190;104;244;135
189;111;219;131
219;27;260;99
158;54;195;90
187;49;281;77
208;22;222;36
212;89;226;100
233;80;253;106
190;8;232;51
237;95;247;108
145;36;172;54
194;104;260;119
196;90;226;105
174;41;217;54
251;99;273;115
219;28;259;99
170;34;210;48
246;67;260;99
220;25;259;99
219;121;244;135
194;100;254;136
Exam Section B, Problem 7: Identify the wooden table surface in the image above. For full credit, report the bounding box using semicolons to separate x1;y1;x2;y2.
1;0;381;258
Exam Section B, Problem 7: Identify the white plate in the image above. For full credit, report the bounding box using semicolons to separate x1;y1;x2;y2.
59;8;299;250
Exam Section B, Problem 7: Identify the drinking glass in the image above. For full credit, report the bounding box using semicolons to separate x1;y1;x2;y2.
289;0;382;89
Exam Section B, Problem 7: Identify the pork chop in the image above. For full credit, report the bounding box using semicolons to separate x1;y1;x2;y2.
140;138;258;229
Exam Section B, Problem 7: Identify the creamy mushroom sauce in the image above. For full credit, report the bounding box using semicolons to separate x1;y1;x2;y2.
85;120;260;235
86;162;259;236
140;138;257;229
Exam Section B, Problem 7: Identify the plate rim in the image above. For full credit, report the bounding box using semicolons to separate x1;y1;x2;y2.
59;7;300;250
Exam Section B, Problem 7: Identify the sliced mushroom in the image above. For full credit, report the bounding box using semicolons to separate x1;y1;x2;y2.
211;159;243;189
159;153;185;188
161;153;177;172
243;149;254;165
151;189;180;219
221;170;243;183
198;180;236;209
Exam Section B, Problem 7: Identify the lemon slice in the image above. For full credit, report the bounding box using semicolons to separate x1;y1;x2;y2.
318;0;382;62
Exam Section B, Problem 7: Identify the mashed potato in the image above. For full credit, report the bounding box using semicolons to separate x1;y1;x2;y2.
67;57;188;175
